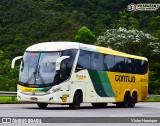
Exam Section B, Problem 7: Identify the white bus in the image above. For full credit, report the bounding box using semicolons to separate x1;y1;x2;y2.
12;42;148;109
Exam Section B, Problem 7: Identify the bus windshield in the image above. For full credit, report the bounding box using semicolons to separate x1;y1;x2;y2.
19;52;62;86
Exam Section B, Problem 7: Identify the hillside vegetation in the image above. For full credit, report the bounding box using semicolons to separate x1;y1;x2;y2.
0;0;160;94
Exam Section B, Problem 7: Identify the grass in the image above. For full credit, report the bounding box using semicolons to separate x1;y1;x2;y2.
146;97;160;102
0;96;18;103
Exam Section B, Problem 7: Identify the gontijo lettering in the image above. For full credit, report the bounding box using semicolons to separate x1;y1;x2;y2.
115;75;135;82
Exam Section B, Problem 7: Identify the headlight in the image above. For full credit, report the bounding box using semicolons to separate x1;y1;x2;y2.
47;87;61;94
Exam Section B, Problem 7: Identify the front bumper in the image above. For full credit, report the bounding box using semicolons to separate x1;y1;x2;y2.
17;90;59;103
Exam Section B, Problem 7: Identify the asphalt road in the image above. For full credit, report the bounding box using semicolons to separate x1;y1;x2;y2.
0;102;160;126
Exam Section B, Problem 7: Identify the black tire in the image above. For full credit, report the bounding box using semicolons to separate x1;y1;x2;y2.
69;91;82;109
123;92;130;108
116;102;123;108
37;103;48;109
91;103;107;108
129;93;137;107
116;92;130;108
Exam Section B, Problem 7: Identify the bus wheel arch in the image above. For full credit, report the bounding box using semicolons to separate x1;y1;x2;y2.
69;89;83;109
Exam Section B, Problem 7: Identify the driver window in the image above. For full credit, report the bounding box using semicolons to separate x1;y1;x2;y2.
59;59;70;81
76;50;91;70
59;49;77;82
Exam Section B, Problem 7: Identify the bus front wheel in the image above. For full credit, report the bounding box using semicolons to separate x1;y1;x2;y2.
37;103;48;109
69;91;82;109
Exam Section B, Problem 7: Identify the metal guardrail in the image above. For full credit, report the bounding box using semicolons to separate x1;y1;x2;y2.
0;91;17;96
148;94;160;98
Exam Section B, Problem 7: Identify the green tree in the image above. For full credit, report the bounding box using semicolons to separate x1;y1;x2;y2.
149;63;160;94
0;50;18;91
74;26;96;44
0;50;3;60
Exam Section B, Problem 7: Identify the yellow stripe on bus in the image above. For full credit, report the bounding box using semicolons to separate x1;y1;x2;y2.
19;85;36;92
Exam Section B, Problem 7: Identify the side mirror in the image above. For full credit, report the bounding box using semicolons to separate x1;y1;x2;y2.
56;56;70;71
11;56;23;69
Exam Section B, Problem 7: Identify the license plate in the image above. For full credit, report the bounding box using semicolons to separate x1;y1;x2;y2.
30;97;38;101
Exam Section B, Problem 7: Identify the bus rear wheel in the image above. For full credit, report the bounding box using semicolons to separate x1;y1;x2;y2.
69;91;82;109
116;102;123;108
116;92;130;108
123;92;130;107
129;92;137;107
37;103;48;109
91;103;107;108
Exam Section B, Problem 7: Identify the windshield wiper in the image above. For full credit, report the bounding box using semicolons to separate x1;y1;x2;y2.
25;65;45;85
21;59;24;72
34;65;45;84
25;53;45;85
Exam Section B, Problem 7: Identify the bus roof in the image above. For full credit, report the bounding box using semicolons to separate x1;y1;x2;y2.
26;41;148;61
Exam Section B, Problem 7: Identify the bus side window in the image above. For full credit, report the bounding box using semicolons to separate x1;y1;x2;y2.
114;56;125;72
144;61;148;74
76;50;91;72
134;59;142;74
91;52;104;71
135;59;148;75
104;55;115;71
125;58;134;73
141;60;148;74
